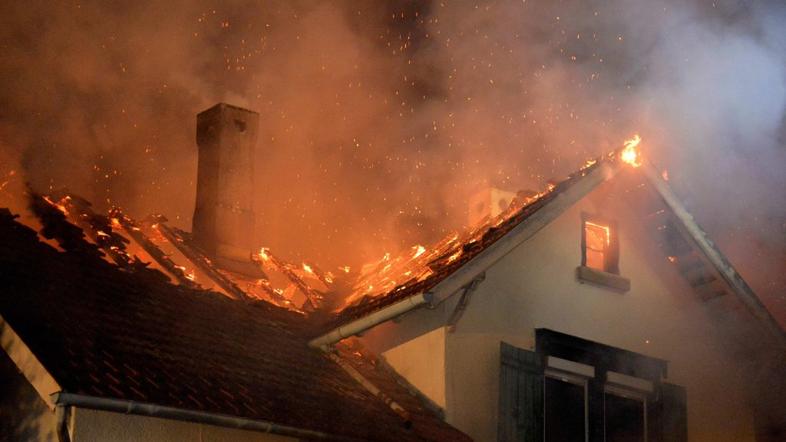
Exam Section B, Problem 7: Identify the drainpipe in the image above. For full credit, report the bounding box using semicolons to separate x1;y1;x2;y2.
51;392;361;441
309;292;433;349
55;403;71;442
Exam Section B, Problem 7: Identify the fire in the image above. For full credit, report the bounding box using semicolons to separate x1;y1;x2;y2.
620;134;642;167
258;247;271;261
42;195;70;216
302;263;314;274
412;245;426;259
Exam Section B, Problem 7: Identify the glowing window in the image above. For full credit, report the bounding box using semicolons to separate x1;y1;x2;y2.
582;216;619;274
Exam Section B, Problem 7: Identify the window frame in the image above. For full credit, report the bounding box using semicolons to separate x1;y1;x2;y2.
578;213;630;292
537;330;668;442
580;212;620;274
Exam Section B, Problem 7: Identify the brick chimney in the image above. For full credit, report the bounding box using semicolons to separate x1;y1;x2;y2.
192;103;259;270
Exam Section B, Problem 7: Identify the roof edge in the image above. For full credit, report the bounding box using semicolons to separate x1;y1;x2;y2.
52;392;366;442
640;161;786;349
1;313;61;410
316;160;620;341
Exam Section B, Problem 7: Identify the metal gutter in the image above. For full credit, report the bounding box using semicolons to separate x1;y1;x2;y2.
309;292;432;349
641;161;786;348
309;161;618;349
52;392;363;442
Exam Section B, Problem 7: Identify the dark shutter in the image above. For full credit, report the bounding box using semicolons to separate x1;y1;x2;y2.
649;382;687;442
499;342;544;442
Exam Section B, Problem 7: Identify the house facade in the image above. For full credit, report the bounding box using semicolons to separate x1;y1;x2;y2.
314;159;786;441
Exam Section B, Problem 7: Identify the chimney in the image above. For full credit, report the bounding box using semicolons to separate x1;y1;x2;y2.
192;103;259;271
467;187;517;227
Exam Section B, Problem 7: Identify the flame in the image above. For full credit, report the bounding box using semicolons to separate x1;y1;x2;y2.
258;247;271;261
185;269;196;281
302;263;314;274
620;134;642;167
42;195;70;216
110;217;121;228
413;245;426;259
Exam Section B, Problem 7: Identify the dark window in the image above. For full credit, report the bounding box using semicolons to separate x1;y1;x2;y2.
545;377;586;442
498;330;687;442
605;392;645;442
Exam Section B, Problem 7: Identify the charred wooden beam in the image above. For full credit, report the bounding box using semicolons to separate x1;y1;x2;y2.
255;249;322;311
108;208;200;289
155;221;250;301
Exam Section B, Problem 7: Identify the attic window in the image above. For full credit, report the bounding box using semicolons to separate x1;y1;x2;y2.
578;214;629;292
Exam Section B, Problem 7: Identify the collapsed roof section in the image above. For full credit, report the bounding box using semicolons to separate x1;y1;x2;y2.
0;207;470;442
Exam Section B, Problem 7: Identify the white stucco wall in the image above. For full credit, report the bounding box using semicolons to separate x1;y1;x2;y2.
382;326;447;408
70;408;298;442
442;180;757;442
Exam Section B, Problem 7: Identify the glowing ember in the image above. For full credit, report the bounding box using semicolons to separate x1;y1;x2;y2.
258;247;271;261
620;134;642;167
42;195;70;216
302;263;314;274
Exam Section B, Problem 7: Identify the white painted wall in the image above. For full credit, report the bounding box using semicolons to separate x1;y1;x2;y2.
382;326;447;408
70;408;298;442
365;178;761;442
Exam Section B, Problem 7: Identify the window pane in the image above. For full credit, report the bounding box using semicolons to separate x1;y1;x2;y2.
586;249;605;271
545;377;586;442
605;393;645;442
585;223;609;251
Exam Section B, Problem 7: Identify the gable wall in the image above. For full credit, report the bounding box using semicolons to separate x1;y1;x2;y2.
444;179;757;441
0;350;56;442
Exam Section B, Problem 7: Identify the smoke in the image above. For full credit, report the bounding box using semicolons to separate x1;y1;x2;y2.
0;1;784;310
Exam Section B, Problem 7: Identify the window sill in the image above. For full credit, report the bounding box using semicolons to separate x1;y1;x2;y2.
576;266;631;293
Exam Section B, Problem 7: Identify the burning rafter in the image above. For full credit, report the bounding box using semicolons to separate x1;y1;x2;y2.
108;207;200;289
254;247;324;311
51;193;142;271
153;220;251;301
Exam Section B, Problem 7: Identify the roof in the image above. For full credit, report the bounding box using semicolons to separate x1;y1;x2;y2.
0;206;470;442
319;155;610;331
313;151;786;348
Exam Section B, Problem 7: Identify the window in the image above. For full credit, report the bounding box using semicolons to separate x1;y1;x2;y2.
581;215;619;274
498;330;687;442
578;214;629;292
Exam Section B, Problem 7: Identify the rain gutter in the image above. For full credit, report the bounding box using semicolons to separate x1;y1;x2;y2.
51;392;363;442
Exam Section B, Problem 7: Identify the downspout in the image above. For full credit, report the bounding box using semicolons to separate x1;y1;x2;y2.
308;292;433;349
51;392;362;442
55;403;71;442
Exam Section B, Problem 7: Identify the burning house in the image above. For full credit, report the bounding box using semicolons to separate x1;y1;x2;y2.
2;103;785;442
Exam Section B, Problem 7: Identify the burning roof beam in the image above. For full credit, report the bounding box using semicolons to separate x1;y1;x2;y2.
108;208;200;289
155;221;251;301
254;248;323;311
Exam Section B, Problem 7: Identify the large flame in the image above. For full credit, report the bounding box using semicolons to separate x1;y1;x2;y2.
620;134;642;167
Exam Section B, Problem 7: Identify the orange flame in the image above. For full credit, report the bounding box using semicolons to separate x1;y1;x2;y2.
620;134;642;167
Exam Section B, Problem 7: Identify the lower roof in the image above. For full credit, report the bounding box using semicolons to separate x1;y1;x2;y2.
0;207;469;442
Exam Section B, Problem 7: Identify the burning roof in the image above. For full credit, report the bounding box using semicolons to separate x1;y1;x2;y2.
0;207;470;442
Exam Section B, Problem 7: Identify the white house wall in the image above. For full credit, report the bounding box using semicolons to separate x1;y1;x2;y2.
445;179;757;441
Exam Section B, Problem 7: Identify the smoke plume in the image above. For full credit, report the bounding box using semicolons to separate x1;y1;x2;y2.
0;0;784;316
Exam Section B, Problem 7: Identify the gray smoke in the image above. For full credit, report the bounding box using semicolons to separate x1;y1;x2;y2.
0;0;783;316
